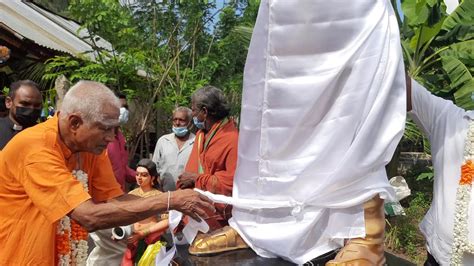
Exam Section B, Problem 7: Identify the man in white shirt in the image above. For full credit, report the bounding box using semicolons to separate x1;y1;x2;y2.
408;77;474;265
152;107;195;191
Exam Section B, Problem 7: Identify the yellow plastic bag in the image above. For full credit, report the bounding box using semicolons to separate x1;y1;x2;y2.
137;241;165;266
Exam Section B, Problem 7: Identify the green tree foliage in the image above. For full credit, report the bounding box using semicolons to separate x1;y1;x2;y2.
397;0;473;158
42;0;259;158
386;2;473;261
401;0;474;109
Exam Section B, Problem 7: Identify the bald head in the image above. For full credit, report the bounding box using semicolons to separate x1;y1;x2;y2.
60;80;121;125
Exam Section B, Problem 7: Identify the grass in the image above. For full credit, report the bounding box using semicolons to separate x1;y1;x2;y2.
385;161;433;265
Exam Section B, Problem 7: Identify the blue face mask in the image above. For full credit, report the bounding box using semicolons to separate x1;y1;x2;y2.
172;126;189;137
193;116;205;129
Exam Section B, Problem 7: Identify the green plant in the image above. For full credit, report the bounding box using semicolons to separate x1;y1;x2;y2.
385;219;402;250
401;0;474;109
416;166;434;181
41;0;259;159
385;192;431;264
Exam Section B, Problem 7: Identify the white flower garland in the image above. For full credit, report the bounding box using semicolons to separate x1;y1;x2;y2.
57;169;89;266
451;120;474;265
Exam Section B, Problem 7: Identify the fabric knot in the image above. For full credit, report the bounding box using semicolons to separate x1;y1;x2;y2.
290;200;304;217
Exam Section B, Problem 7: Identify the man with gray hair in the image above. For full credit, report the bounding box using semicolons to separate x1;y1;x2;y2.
152;106;195;191
176;85;243;255
0;80;214;265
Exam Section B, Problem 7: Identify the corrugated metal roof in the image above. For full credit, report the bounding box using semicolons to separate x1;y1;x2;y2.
0;0;112;60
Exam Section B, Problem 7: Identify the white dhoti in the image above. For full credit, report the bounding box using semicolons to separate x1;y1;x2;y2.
200;0;406;264
87;229;127;266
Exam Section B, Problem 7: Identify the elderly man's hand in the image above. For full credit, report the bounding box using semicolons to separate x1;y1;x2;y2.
170;189;215;221
177;172;198;189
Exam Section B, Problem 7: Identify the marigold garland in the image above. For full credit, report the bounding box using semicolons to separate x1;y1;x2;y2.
55;229;70;256
56;169;89;266
451;121;474;265
461;160;474;185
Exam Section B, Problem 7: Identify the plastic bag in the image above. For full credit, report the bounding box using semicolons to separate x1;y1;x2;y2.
389;176;411;201
384;176;411;216
137;241;164;266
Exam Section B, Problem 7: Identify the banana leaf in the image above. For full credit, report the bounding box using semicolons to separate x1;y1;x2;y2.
441;55;474;109
441;0;474;32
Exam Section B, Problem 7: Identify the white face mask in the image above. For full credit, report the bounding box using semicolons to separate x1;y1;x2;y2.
172;126;189;137
119;107;129;124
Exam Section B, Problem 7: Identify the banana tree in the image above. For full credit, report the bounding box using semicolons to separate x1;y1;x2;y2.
401;0;474;109
390;0;474;180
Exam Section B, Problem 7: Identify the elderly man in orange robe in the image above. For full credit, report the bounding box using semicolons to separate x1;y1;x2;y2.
177;85;245;254
0;81;214;265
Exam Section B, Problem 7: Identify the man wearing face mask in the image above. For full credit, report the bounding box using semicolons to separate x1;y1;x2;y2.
0;80;215;265
0;80;42;150
88;93;138;265
106;93;136;193
177;86;243;255
118;93;130;125
152;106;195;192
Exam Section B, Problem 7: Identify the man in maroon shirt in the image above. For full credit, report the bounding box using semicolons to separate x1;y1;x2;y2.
107;93;136;192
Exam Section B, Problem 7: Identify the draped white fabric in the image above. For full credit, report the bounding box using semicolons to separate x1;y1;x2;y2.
198;0;406;264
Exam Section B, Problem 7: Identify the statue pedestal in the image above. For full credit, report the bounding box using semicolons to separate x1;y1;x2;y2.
174;245;414;266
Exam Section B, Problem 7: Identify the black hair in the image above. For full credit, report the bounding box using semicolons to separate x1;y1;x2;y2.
117;93;128;109
9;80;40;100
136;158;161;190
191;85;230;120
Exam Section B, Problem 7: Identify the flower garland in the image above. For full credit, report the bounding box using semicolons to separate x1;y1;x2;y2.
451;121;474;265
56;169;89;266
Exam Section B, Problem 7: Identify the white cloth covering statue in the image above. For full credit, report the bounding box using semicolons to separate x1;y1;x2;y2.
192;0;406;264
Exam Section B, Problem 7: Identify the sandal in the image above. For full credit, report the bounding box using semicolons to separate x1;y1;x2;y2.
188;226;249;256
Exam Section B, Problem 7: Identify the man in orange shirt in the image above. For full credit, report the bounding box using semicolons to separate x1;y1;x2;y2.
0;81;214;265
177;85;246;255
